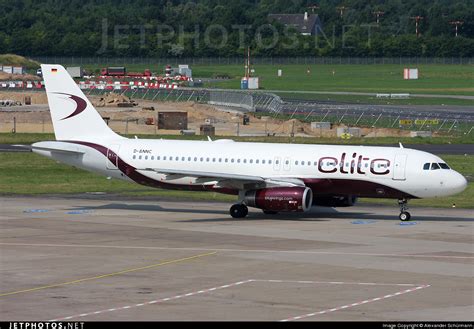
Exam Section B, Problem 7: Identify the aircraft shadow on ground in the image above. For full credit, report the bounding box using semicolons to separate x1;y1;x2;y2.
67;203;474;223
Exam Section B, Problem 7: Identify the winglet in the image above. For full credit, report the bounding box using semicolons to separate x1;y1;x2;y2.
399;142;404;149
207;136;213;142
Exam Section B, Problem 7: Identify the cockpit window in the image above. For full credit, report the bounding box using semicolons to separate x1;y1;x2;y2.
423;163;430;170
431;163;440;170
439;163;450;169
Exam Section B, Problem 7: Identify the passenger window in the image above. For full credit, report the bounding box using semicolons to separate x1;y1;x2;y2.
431;163;440;170
269;160;272;164
212;158;216;162
256;159;259;164
175;156;179;161
423;163;430;170
200;157;203;162
262;160;266;164
133;155;136;159
163;156;166;160
145;156;148;160
295;161;299;165
151;156;154;160
237;159;241;163
243;159;247;163
225;158;228;163
231;159;234;163
194;157;197;161
301;161;305;165
439;163;450;169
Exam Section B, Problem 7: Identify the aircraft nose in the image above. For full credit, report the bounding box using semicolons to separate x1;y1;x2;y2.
450;171;468;194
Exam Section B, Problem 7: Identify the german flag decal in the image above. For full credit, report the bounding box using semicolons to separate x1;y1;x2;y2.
51;68;58;73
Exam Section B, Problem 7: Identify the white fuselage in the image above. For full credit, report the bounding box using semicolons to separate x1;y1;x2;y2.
33;138;468;200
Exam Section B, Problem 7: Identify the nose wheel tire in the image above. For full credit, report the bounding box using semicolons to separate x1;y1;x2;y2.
230;204;248;218
398;199;411;221
399;211;411;221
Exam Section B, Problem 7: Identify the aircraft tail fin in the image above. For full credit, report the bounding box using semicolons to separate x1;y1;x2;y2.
41;64;122;142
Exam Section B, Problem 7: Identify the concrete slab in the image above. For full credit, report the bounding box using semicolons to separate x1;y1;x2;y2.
0;196;472;321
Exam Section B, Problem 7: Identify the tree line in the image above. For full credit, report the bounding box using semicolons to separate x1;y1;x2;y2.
0;0;472;57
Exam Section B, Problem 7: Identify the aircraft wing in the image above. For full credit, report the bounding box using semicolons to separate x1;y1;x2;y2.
139;168;306;190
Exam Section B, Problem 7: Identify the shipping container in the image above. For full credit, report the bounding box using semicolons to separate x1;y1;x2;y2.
12;66;25;75
2;66;13;74
66;66;84;78
101;67;126;76
200;124;215;137
248;77;259;89
157;112;188;130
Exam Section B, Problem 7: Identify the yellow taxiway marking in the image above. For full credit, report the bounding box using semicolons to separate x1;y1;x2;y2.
0;251;216;297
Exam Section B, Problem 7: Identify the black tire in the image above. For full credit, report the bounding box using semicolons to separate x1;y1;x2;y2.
230;204;247;218
399;211;411;221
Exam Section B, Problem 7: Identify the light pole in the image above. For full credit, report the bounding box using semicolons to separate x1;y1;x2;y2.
449;20;464;37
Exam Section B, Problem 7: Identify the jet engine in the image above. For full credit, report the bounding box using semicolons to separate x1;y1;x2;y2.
244;187;313;212
312;195;358;207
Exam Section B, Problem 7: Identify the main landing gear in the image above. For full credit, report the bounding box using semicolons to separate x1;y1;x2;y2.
398;199;411;221
230;203;248;218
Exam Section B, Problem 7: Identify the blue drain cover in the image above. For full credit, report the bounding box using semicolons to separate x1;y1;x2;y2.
351;220;377;224
66;210;94;215
398;221;418;226
23;209;51;213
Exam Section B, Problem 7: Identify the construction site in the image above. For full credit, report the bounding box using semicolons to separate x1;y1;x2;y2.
0;90;433;138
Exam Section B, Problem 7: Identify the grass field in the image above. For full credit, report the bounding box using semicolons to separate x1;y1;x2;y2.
1;133;473;146
81;63;474;96
0;151;472;209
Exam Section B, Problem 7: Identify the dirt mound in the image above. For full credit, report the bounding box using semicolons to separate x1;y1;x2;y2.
94;93;137;107
0;72;41;81
0;54;40;69
0;91;48;104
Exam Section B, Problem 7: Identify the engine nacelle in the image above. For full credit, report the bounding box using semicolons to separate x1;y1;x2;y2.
244;187;313;212
312;195;358;207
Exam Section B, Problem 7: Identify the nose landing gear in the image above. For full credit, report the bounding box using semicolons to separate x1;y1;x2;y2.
398;199;411;221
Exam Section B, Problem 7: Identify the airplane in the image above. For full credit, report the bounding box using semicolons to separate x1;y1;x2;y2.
31;64;467;221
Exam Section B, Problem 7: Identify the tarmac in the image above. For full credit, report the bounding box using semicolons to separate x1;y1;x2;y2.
0;196;473;321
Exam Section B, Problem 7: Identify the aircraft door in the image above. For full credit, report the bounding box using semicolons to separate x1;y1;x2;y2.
392;154;407;181
106;144;121;170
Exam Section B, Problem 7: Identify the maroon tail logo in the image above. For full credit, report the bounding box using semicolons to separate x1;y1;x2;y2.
53;92;87;120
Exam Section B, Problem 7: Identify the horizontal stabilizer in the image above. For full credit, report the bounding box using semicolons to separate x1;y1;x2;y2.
31;141;85;154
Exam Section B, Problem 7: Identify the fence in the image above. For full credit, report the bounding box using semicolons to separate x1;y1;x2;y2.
209;90;254;111
271;101;474;136
1;88;472;136
30;56;474;66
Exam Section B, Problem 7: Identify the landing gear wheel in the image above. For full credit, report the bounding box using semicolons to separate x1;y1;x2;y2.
399;211;411;221
398;199;411;221
230;204;248;218
263;210;278;215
